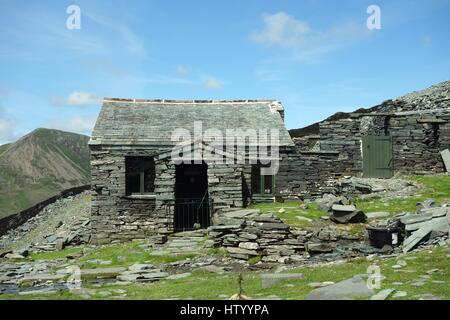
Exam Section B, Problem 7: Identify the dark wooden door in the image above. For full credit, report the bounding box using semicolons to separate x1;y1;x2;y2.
362;135;393;178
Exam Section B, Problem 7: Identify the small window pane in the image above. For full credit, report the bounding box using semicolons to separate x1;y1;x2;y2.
251;162;274;195
126;157;155;195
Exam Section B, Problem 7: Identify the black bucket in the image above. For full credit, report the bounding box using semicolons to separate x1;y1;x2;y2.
366;226;399;249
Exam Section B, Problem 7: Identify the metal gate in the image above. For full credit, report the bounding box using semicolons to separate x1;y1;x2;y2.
173;198;212;232
362;135;393;178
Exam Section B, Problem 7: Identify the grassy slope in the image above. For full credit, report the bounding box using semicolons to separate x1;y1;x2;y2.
3;244;448;300
253;175;450;229
355;175;450;216
0;128;90;219
1;175;449;300
0;143;11;155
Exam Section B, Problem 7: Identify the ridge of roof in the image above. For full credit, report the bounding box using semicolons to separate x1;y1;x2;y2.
103;98;279;104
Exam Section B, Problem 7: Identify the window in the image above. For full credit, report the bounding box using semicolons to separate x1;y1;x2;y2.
125;157;155;195
251;163;275;195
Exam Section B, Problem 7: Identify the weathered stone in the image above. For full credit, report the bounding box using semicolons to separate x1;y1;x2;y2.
366;212;391;219
305;243;333;253
80;267;127;277
128;263;155;272
238;242;260;250
18;274;66;285
370;289;395;300
306;275;374;300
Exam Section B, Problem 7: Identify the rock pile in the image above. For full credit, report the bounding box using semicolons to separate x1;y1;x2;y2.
398;200;449;252
207;208;371;263
208;209;304;262
314;194;367;224
0;192;91;253
367;199;450;253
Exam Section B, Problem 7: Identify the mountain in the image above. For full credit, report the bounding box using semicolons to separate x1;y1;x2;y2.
0;128;90;219
289;80;450;138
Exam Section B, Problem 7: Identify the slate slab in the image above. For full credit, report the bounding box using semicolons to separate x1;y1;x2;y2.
441;149;450;172
305;276;374;300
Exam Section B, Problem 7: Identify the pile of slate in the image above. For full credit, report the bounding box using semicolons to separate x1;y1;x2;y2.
314;194;367;224
207;209;305;262
0;192;91;253
117;263;169;282
397;200;449;252
207;208;372;263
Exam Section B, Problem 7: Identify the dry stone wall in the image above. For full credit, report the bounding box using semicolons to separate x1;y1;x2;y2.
388;115;450;173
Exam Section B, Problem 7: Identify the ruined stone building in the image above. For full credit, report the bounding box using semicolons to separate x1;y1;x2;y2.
89;82;450;243
89;99;294;244
290;83;450;197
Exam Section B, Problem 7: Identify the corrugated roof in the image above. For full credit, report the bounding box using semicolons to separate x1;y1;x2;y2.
90;99;294;146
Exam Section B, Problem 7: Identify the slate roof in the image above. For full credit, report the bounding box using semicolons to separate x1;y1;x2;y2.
90;99;294;146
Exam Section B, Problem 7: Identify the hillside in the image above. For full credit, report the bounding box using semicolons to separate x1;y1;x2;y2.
290;80;450;137
0;128;90;219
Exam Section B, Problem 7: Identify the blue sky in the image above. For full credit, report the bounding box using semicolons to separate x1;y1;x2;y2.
0;0;449;144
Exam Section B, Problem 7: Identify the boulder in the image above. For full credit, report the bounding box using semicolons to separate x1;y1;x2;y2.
4;253;26;260
128;263;155;273
306;275;374;300
330;205;367;224
305;242;334;253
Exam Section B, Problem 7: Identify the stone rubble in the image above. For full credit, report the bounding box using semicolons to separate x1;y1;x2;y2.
0;192;91;253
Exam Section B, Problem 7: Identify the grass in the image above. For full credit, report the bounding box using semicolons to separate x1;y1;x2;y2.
1;174;449;300
355;175;450;217
32;241;199;270
251;202;326;229
3;245;448;300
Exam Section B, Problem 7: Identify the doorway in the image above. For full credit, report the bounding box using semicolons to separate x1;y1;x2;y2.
174;162;210;231
362;135;394;178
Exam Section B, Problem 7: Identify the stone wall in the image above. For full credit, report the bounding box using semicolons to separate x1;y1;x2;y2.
388;115;450;173
89;144;252;244
89;145;173;244
282;113;450;200
319;118;363;176
275;148;338;199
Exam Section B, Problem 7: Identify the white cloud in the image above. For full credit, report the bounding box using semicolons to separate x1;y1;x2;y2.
176;66;191;77
0;118;15;142
46;116;96;136
251;12;311;48
0;106;18;143
251;12;369;62
50;92;102;107
205;78;223;90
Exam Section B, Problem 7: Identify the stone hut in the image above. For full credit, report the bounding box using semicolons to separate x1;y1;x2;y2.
290;108;450;198
88;98;294;244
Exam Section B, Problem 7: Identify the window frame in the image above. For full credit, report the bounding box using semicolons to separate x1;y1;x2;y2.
125;156;155;196
251;164;276;195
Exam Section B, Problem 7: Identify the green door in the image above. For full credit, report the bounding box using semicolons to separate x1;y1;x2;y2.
362;135;393;178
